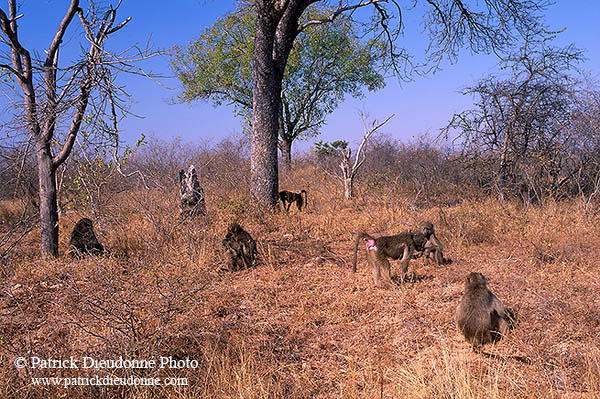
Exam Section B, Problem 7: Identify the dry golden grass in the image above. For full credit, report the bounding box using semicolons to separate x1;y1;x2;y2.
1;165;599;398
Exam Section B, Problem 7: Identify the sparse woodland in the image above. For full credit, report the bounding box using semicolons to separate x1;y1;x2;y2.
1;0;600;397
1;134;600;398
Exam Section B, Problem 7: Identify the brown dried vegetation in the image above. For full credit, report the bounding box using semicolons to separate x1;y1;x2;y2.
0;141;599;398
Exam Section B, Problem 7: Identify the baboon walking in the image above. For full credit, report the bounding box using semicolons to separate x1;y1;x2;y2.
353;231;416;288
279;190;308;211
353;222;450;288
222;223;258;272
68;218;104;258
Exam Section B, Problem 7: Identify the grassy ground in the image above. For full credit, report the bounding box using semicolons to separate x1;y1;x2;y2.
1;167;599;398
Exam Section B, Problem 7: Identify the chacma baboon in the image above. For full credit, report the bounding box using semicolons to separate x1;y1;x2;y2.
179;164;207;218
456;272;509;350
412;221;452;266
353;231;417;288
455;272;531;363
222;223;258;272
68;218;104;258
278;190;308;211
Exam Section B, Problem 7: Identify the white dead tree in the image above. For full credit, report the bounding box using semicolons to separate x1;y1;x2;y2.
0;0;163;258
339;113;394;200
179;164;207;218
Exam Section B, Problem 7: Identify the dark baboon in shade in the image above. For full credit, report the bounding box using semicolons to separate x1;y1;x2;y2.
69;218;104;258
278;190;307;211
222;223;257;272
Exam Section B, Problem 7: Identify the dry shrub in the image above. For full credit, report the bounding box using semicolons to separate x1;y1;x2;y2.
0;199;24;225
440;199;502;246
2;139;600;398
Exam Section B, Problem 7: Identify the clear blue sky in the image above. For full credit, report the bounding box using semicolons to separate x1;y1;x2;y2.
4;1;600;151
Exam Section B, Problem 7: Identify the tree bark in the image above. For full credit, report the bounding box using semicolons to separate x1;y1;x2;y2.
340;149;353;199
280;137;292;172
251;8;282;209
343;177;353;200
250;1;305;209
36;142;59;258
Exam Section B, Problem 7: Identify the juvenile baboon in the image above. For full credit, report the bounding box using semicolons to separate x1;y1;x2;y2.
222;223;258;272
412;221;452;265
278;190;308;211
455;272;509;350
353;231;416;287
68;218;104;258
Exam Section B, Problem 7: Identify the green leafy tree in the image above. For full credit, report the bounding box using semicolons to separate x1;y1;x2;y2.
179;0;548;209
314;140;348;159
172;6;386;170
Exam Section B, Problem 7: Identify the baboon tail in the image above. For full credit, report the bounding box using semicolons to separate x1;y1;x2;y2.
353;232;372;272
301;190;307;209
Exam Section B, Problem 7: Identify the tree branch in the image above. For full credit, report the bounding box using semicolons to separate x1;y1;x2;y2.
352;113;394;174
298;0;387;33
53;86;90;169
43;0;80;143
0;0;40;139
46;0;79;70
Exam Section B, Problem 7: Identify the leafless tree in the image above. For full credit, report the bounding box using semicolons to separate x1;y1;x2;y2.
338;112;393;199
0;0;163;257
444;39;584;201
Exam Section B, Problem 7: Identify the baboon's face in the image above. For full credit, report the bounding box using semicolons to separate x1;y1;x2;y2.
466;272;487;287
74;218;94;233
421;222;434;238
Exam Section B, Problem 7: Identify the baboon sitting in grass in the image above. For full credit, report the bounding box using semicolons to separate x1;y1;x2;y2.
222;223;257;272
456;272;510;350
455;272;530;363
68;218;104;258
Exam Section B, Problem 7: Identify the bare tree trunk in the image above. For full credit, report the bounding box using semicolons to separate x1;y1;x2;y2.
36;142;59;257
251;10;281;209
338;113;394;200
343;176;353;200
280;137;292;172
0;0;153;258
250;2;305;209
